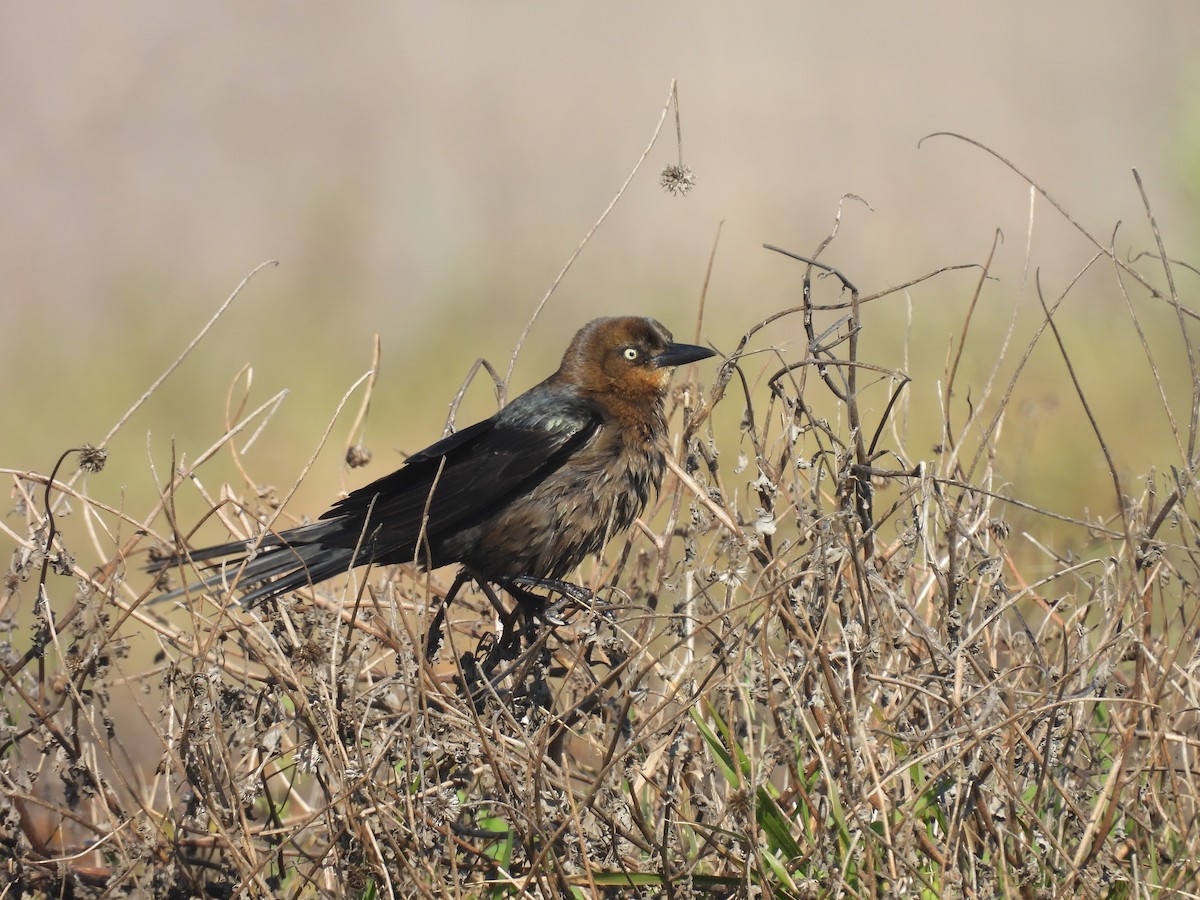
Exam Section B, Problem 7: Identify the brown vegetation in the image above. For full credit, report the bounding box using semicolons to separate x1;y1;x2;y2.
4;148;1200;898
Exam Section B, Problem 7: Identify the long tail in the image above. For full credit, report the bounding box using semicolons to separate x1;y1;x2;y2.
148;520;373;608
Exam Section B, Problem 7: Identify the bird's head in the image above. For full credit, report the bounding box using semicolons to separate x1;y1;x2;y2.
558;316;715;402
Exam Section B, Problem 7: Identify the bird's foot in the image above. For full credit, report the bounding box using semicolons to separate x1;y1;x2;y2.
504;576;593;629
510;576;593;606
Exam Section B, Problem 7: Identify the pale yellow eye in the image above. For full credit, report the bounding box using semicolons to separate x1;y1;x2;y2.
622;347;639;361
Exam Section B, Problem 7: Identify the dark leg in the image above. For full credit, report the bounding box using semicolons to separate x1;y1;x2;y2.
498;580;561;631
464;575;595;682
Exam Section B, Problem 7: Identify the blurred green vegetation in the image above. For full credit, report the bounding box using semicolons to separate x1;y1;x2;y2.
2;215;1195;607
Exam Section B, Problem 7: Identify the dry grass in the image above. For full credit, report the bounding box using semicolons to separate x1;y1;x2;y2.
4;164;1200;898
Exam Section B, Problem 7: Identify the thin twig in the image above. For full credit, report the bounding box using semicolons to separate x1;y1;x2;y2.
501;80;682;402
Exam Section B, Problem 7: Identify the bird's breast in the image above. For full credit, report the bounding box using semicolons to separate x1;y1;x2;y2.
456;420;667;580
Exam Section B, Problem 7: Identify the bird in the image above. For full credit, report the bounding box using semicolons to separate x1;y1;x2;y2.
149;316;716;632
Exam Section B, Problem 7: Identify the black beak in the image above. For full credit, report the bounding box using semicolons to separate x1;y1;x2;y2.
653;341;716;368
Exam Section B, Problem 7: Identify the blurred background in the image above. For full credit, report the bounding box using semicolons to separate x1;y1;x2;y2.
3;3;1199;580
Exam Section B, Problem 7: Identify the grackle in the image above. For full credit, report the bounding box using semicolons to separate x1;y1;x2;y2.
149;317;716;637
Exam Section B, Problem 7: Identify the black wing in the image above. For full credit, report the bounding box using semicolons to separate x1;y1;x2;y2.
321;390;604;563
151;387;603;606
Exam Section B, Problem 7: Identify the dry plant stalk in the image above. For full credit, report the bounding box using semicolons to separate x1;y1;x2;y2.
3;150;1200;898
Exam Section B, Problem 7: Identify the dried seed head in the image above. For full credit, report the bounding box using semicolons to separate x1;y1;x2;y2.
660;163;696;196
78;444;108;473
292;639;327;671
346;444;373;468
426;787;461;823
